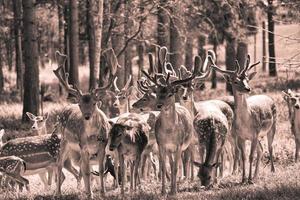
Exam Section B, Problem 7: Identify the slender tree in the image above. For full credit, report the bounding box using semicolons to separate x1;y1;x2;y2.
262;21;266;72
13;0;23;93
69;0;79;86
225;38;236;94
22;0;40;121
185;35;193;71
87;0;104;89
124;0;133;85
268;0;276;76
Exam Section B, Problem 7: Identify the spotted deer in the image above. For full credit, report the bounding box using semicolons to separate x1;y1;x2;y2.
0;156;29;192
211;55;276;184
109;113;149;195
140;50;207;195
53;50;116;198
26;112;49;136
0;126;79;191
283;89;300;162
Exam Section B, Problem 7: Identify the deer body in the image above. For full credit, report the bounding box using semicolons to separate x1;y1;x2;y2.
211;54;276;183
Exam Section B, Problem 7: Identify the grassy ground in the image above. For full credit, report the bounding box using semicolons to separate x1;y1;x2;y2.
0;24;300;199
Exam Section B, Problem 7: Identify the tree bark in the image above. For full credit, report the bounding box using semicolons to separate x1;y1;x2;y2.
87;0;104;89
185;35;193;71
63;0;70;73
262;21;266;72
197;34;206;90
22;0;40;121
236;41;248;71
268;0;276;76
0;46;4;93
124;0;132;85
169;5;183;73
99;0;110;86
69;0;79;86
157;0;169;73
57;0;64;95
211;42;217;89
225;38;236;94
13;0;23;93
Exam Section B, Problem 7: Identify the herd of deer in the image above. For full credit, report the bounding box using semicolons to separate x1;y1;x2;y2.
0;46;299;199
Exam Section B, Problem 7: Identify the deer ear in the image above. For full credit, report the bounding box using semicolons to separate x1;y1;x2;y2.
193;161;203;168
248;72;257;80
26;112;36;120
44;113;49;120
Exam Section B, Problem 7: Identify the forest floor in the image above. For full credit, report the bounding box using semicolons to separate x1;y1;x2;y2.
0;24;300;199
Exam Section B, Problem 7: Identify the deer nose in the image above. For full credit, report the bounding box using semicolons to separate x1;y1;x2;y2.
295;104;300;109
157;104;162;109
109;145;115;151
245;87;251;92
31;126;36;130
84;114;91;120
183;96;188;100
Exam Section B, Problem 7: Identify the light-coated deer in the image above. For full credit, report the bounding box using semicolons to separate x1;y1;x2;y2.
211;55;276;184
0;126;79;191
141;50;206;195
283;89;300;162
108;113;149;195
26;112;49;136
0;156;29;192
53;50;116;198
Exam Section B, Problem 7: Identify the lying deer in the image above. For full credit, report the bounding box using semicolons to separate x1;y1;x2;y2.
211;55;276;184
109;113;149;195
53;50;117;198
283;89;300;162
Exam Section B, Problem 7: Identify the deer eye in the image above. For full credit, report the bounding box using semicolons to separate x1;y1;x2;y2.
122;96;126;100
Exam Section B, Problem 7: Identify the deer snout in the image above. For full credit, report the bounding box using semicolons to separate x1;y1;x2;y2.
295;104;300;109
31;125;37;130
183;96;188;100
157;104;162;109
84;114;91;120
109;144;116;151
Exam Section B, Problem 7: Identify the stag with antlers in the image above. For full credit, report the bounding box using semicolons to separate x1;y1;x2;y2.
211;55;277;184
53;50;117;198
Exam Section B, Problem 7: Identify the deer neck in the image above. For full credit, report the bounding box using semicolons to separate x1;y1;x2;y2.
37;126;47;136
232;89;250;124
119;101;130;114
180;92;196;118
294;109;300;128
160;97;178;127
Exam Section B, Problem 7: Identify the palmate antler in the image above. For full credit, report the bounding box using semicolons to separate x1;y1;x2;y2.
54;51;82;99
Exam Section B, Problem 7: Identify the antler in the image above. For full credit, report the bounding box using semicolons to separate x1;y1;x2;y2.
210;55;236;76
53;51;82;98
113;77;120;93
239;55;260;75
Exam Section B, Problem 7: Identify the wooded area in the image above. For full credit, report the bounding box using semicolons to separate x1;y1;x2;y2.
0;0;299;121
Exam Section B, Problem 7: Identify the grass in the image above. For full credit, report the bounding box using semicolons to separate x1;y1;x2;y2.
0;23;300;199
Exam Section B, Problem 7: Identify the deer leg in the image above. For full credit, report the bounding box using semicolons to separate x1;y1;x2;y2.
140;153;147;180
295;137;300;163
248;138;258;184
134;154;141;191
39;173;50;190
267;125;276;172
98;144;106;195
56;141;69;196
80;149;92;198
149;152;157;180
159;147;167;195
119;153;125;196
181;150;189;179
237;138;246;183
254;141;263;179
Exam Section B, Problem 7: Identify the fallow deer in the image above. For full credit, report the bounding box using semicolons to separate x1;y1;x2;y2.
53;50;116;198
0;126;79;190
283;89;300;162
26;112;49;136
108;113;149;195
211;55;277;184
0;156;29;192
140;50;206;195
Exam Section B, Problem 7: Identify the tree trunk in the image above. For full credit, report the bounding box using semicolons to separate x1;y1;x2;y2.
57;0;64;95
87;0;104;89
211;42;217;89
5;38;13;72
157;0;169;73
197;34;206;90
236;41;248;71
99;0;110;86
262;21;266;72
63;0;70;73
22;0;40;121
169;6;183;73
0;46;4;93
225;38;236;94
124;0;132;85
268;0;276;76
69;0;79;86
13;0;23;93
137;0;144;79
111;1;125;87
185;35;193;71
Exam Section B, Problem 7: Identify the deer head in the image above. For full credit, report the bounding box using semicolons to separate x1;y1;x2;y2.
54;50;116;120
26;112;49;132
211;55;259;93
283;89;300;109
112;75;133;109
193;161;220;187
